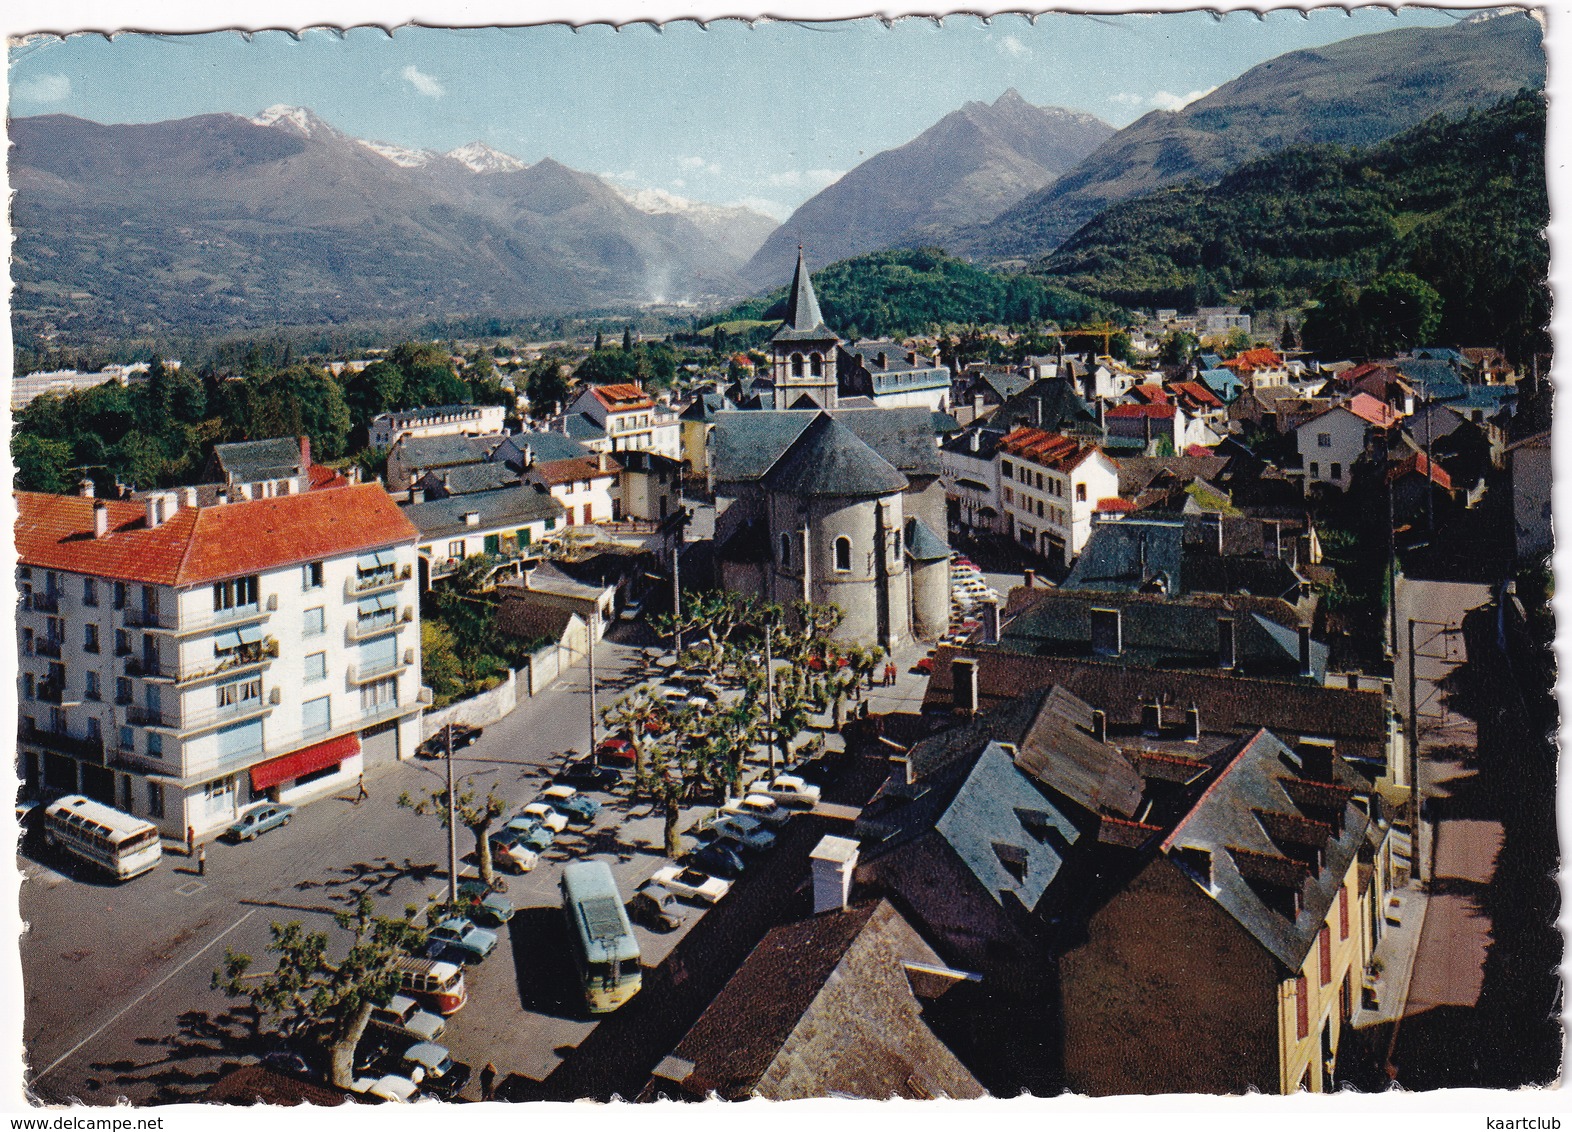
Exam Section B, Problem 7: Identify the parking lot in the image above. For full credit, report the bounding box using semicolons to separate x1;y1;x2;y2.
17;624;924;1105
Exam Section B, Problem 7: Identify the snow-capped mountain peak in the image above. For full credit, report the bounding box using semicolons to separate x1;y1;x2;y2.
359;139;435;168
446;141;528;174
251;105;338;138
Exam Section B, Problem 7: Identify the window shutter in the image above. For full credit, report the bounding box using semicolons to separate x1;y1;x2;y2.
1339;887;1349;940
1295;975;1309;1039
1319;925;1332;985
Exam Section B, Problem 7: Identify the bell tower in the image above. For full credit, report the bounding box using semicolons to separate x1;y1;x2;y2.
769;246;841;410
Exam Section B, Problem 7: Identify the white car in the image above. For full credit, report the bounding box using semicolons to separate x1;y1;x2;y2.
651;864;732;904
765;774;822;808
520;802;570;833
707;813;777;854
349;1074;420;1103
722;793;792;828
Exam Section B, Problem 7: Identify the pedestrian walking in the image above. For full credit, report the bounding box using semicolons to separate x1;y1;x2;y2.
480;1062;498;1101
186;825;195;857
354;774;369;803
197;843;207;877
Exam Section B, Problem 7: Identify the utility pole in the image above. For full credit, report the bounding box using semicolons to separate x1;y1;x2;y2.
587;613;599;758
671;466;684;658
1388;482;1398;658
444;724;459;904
764;617;776;774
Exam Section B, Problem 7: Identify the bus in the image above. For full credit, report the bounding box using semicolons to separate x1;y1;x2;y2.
560;860;641;1013
394;956;468;1016
42;795;162;881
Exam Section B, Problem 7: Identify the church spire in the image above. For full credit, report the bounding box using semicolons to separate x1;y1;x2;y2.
781;244;825;332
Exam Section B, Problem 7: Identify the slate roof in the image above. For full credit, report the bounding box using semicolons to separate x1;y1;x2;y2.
212;437;306;483
978;371;1032;402
940;427;1007;462
1161;728;1373;970
990;378;1099;435
1063;518;1185;593
1014;685;1144;819
710;407;941;485
560;414;608;441
904;515;950;562
16;485;417;588
763;413;908;498
499;431;592;467
679;391;738;421
1394;358;1466;398
771;248;837;344
1115;456;1231;499
390;433;498;470
652;900;984;1101
401;484;565;540
420;462;519;496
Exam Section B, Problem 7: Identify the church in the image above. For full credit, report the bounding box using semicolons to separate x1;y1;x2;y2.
708;250;951;650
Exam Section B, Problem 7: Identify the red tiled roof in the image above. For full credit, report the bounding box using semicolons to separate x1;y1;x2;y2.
1106;403;1176;420
1171;381;1223;408
1345;392;1401;428
590;383;654;410
1221;348;1285;374
308;463;350;490
532;455;618;487
1184;444;1215;458
15;484;417;588
1387;451;1453;491
1130;384;1169;404
1096;497;1137;513
998;427;1100;473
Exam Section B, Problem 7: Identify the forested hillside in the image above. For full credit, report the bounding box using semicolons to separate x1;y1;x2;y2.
1038;91;1547;358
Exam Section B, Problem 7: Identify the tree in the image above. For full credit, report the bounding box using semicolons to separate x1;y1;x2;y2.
622;326;635;352
767;663;818;773
525;360;571;419
12;434;74;493
397;781;509;888
1159;330;1199;366
1357;271;1443;355
420;619;465;707
601;686;668;782
594;330;604;352
342;360;406;429
212;895;424;1089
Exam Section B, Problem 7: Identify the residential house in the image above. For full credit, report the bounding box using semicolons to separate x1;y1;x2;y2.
837;341;952;411
643;897;986;1101
987;377;1101;440
952;370;1032;425
1385;450;1454;527
16;485;425;842
495;562;615;643
1197;306;1252;335
11;364;153;411
402;484;565;588
1058;729;1380;1094
1223;348;1290;393
368;403;506;449
1199;367;1244;404
996;428;1119;567
520;452;619;527
490;430;593;472
677;390;738;481
1294;393;1400;493
565;383;681;459
1102;403;1199;456
940;427;1006;540
385;433;504;495
615;450;685;524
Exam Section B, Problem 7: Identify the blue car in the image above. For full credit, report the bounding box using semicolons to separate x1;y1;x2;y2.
503;816;556;851
425;917;498;963
227;803;296;842
456;879;515;926
539;785;600;823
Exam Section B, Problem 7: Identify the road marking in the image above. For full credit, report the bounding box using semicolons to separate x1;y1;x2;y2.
28;908;258;1087
173;880;208;896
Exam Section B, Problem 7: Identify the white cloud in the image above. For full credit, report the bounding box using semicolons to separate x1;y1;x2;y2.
677;155;708;170
765;168;844;191
1109;86;1217;112
15;73;71;103
401;65;445;98
999;35;1031;59
729;196;793;222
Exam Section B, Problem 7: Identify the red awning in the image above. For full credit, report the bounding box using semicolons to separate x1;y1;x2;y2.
250;733;361;793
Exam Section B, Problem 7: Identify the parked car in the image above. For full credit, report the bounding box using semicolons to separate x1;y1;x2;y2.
651;864;733;904
722;793;792;828
519;802;569;833
456;879;514;926
349;1073;420;1103
369;995;446;1043
416;724;482;759
690;842;745;879
556;760;622;791
501;818;556;852
426;917;499;964
226;802;296;842
539;784;600;823
396;1042;472;1100
487;831;540;874
914;654;935;675
627;883;689;932
595;736;635;766
765;774;822;808
619;596;644;622
705;813;777;854
656;685;689;706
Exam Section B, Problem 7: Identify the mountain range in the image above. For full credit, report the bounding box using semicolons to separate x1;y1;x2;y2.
743;90;1112;288
10;106;779;340
959;11;1546;263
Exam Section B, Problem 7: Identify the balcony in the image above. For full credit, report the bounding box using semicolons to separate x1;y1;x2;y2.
346;607;414;642
144;599;274;637
347;564;413;598
158;697;274;738
122;605;172;629
33;638;62;659
127;638;279;685
360;698;418;728
19;723;104;761
126;703;173;727
348;652;410;684
28;592;59;613
35;681;65;704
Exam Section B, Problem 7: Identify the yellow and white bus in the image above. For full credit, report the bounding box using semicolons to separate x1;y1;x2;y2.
560;860;641;1013
42;795;163;881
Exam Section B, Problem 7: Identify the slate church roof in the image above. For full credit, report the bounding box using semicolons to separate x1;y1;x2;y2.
770;247;837;344
764;413;908;498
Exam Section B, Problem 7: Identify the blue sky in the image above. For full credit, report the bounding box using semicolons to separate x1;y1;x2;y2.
9;9;1468;220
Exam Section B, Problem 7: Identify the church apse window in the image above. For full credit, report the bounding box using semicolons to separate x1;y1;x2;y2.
834;536;852;573
791;354;805;377
780;532;792;567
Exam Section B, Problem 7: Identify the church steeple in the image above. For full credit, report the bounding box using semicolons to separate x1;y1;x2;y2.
781;244;825;333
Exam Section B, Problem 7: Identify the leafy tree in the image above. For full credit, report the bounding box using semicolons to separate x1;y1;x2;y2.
1159;330;1200;366
245;365;354;462
12;434;74;493
622;326;635;351
342;360;406;429
1357;271;1443;355
601;686;667;782
420;619;465;707
525;360;571;418
398;781;509;888
212;896;424;1089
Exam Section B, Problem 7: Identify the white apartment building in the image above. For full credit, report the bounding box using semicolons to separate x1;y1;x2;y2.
369;402;507;449
16;484;426;845
566;383;682;459
996;427;1121;568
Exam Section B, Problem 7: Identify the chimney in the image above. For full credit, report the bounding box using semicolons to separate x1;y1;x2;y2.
810;835;860;915
1218;617;1237;670
1141;700;1163;736
184;486;198;507
1034;399;1043;428
145;494;166;529
1023;568;1036;589
970;430;981;453
215;487;229;506
464;511;481;527
981;602;1000;645
298;435;311;469
93;500;109;539
1298;624;1314;679
598;451;608;473
78;478;95;499
1299;738;1335;782
1091;709;1107;743
878;351;889;370
1271;522;1283;559
952;657;979;716
1184;703;1201;742
409;487;426;505
1213;513;1224;554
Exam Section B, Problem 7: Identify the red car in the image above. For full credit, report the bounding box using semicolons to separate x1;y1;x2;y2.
914;655;935;675
594;736;635;765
